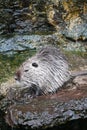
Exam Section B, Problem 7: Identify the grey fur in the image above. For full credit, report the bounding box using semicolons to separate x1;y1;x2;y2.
15;45;70;94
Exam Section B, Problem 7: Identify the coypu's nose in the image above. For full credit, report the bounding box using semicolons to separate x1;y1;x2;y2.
15;70;21;81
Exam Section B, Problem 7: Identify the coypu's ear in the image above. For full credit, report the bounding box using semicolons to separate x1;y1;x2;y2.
32;62;38;67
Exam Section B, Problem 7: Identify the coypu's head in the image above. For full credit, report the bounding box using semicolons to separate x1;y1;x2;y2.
15;46;70;96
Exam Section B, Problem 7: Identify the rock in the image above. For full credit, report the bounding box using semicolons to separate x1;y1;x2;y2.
0;0;87;129
0;0;87;41
0;78;15;98
46;0;87;41
0;75;87;129
73;75;87;86
5;97;87;129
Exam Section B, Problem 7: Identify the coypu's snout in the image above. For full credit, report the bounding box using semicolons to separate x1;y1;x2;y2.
15;70;21;81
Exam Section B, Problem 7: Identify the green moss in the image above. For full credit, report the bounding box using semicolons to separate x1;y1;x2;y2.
0;49;36;83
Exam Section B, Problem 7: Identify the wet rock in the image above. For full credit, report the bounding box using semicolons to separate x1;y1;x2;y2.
0;33;87;55
0;34;61;54
46;0;87;41
0;0;54;35
0;1;87;129
0;78;19;99
0;0;87;41
0;75;87;129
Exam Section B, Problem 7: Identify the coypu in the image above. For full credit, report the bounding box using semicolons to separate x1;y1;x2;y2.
15;45;87;96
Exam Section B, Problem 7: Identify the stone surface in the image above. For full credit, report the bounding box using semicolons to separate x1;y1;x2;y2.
0;0;87;130
0;75;87;129
0;0;87;41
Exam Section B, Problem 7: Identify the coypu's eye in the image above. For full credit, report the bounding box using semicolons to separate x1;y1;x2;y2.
24;70;28;72
32;62;38;68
